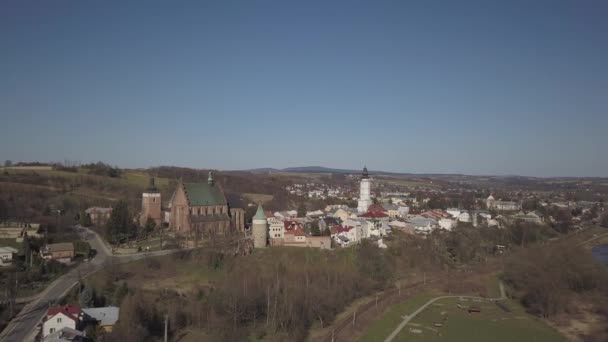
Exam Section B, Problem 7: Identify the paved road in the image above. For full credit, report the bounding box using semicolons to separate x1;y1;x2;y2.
0;227;181;342
383;282;506;342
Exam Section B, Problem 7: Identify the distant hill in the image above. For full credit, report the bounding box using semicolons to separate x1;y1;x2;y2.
246;166;416;176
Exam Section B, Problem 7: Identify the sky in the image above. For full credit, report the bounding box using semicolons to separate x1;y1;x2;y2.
0;1;607;177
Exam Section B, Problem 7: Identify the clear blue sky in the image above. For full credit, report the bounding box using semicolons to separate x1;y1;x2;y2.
1;1;606;177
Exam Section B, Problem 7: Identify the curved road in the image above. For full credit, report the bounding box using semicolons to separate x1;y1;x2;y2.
0;227;180;342
384;282;506;342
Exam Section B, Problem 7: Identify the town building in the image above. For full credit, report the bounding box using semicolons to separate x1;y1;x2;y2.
169;172;244;236
486;195;521;211
267;216;284;239
357;167;372;213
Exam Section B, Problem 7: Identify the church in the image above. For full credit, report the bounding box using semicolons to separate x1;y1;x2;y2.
169;172;244;236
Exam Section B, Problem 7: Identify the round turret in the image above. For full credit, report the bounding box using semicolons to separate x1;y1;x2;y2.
252;204;268;248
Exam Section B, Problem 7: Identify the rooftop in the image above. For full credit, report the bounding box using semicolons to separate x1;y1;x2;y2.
183;181;226;206
45;242;74;253
83;306;120;327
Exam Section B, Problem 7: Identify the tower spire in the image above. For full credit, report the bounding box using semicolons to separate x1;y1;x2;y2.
208;171;214;185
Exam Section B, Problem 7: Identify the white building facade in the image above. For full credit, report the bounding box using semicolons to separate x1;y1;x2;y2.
357;167;372;213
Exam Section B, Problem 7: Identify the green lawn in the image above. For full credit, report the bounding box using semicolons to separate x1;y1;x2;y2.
0;238;23;254
393;298;565;342
122;171;170;189
359;294;433;342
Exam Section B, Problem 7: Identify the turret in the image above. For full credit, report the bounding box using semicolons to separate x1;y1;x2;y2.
252;204;268;248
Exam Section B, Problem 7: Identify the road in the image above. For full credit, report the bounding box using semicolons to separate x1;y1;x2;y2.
0;226;180;342
383;282;506;342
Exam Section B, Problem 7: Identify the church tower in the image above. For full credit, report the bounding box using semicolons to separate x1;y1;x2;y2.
252;204;268;248
357;166;372;213
140;177;162;226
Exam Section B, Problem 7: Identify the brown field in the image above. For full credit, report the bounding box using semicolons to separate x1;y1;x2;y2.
242;192;274;204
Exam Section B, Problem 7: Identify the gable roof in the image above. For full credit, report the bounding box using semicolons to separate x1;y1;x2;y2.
183;182;226;206
47;304;81;321
0;246;18;254
46;243;74;253
83;306;119;327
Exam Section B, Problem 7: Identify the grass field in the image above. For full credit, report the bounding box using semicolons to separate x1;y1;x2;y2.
243;192;274;204
0;238;23;253
393;298;566;342
1;167;171;190
359;294;434;342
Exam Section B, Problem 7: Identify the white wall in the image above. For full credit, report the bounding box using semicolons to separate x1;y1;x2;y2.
43;313;76;337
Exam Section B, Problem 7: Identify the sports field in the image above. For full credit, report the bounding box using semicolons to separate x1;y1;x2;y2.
361;296;565;342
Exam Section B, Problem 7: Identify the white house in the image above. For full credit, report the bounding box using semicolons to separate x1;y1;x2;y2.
43;305;82;337
407;216;437;234
267;217;284;239
0;246;18;267
397;206;410;218
458;211;471;223
438;218;456;230
446;208;461;218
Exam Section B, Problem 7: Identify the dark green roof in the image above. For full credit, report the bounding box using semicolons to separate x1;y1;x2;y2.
183;182;226;206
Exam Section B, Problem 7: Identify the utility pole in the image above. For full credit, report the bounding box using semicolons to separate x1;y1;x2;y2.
164;313;168;342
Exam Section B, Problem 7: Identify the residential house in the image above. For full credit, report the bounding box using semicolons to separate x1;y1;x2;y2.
82;306;120;332
458;211;471;223
407;216;437;234
43;305;82;338
0;246;18;267
512;211;543;224
42;243;74;263
438;218;456;230
43;327;87;342
385;204;400;218
446;208;462;218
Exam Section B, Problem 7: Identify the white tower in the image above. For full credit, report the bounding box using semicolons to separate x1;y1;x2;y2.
357;166;372;213
252;204;268;248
